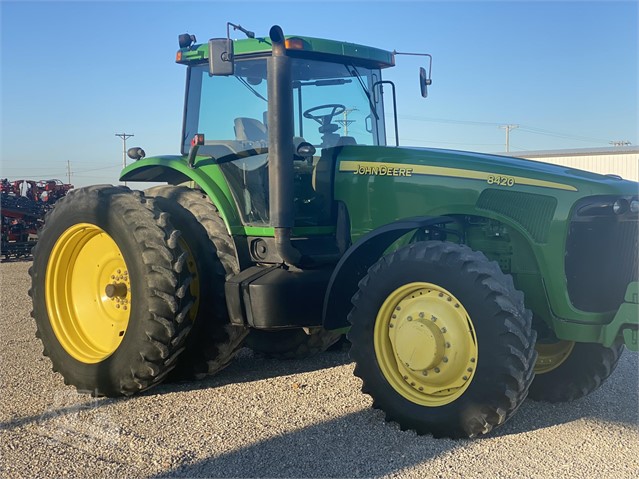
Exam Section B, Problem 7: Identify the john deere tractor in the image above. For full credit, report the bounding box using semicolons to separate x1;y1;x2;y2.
30;24;638;438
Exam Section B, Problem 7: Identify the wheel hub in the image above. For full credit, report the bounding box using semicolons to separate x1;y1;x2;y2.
374;283;478;406
392;314;445;371
105;282;128;298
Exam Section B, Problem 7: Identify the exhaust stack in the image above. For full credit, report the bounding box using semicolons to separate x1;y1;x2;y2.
267;25;303;266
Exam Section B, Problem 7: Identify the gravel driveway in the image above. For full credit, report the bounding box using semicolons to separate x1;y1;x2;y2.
1;260;638;478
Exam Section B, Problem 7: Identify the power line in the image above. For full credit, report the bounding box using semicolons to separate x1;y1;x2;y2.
397;115;615;145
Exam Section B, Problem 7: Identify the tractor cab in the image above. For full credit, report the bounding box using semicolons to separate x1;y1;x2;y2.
176;31;399;231
181;54;386;227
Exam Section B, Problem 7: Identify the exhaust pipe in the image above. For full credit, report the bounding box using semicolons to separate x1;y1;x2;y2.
268;25;303;266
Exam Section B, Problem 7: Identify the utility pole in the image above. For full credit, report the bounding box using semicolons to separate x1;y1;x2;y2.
115;133;134;186
499;124;519;153
66;160;72;185
336;108;358;136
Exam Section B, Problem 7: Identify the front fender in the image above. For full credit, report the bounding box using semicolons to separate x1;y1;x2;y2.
120;156;241;232
322;216;453;331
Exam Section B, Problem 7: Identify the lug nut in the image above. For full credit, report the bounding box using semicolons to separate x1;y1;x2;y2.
434;367;440;373
470;358;476;363
443;357;448;363
407;316;413;321
441;327;447;333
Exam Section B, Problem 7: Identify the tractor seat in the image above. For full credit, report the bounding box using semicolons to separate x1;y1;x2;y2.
234;117;268;143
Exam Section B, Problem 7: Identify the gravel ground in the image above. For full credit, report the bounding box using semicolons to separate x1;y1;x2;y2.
1;259;638;479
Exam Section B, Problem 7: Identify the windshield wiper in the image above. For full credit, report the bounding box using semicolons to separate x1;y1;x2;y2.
235;76;268;102
347;64;379;120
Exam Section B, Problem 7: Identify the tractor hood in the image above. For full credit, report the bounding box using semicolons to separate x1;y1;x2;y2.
334;145;639;197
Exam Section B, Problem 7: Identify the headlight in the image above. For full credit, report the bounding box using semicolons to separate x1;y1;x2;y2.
613;199;629;214
631;199;639;214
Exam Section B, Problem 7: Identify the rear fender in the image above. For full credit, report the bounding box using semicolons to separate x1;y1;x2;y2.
120;157;241;232
322;216;454;330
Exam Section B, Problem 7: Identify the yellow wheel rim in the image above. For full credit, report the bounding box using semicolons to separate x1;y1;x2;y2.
374;282;478;407
45;223;131;363
534;340;575;374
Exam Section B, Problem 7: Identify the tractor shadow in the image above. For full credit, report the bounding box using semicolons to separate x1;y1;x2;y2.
156;347;353;395
149;353;637;478
149;409;463;479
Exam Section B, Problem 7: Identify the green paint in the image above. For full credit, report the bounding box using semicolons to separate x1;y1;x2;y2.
331;145;638;340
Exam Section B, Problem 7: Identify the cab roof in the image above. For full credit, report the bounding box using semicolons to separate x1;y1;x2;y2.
176;35;396;69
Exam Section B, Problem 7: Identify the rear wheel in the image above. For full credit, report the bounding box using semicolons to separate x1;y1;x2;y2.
245;328;342;360
348;241;537;438
29;186;194;396
145;186;248;379
529;339;624;402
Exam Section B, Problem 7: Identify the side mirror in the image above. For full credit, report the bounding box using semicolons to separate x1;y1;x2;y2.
208;38;234;76
419;67;432;98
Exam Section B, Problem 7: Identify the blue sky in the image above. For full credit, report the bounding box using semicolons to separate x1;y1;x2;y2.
1;1;637;187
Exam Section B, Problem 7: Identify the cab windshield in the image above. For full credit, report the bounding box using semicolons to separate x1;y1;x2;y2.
182;57;386;226
182;58;386;154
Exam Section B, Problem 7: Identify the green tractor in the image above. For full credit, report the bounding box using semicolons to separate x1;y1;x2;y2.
30;24;638;438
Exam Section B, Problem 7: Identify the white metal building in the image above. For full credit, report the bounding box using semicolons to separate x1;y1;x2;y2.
505;146;639;182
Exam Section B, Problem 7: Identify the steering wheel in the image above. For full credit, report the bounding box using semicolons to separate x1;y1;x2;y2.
303;104;346;126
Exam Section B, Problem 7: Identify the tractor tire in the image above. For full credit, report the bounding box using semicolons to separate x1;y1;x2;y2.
245;328;343;360
29;185;194;396
145;186;248;379
528;340;624;402
348;241;537;439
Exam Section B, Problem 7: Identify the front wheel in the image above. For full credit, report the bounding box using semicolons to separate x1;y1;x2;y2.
348;241;537;438
529;339;624;402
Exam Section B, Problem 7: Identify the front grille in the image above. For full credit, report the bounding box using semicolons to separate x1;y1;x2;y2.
477;189;556;243
566;197;638;312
